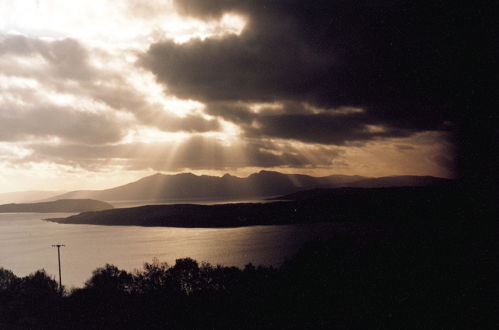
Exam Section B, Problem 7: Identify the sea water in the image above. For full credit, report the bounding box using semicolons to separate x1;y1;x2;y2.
0;212;379;288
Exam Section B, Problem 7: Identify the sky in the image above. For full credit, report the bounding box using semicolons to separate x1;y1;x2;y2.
0;0;462;192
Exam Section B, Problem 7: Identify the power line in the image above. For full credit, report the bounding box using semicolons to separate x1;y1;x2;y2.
51;244;65;295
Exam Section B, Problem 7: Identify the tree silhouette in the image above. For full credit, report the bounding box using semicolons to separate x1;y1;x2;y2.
85;264;133;294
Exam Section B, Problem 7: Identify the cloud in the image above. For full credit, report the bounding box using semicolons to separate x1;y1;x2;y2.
0;88;127;144
0;33;222;144
140;0;467;146
0;34;96;81
20;135;341;172
0;0;468;189
140;33;327;105
12;130;453;180
125;0;174;20
203;101;415;144
247;113;413;145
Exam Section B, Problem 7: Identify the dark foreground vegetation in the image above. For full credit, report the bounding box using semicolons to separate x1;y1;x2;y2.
1;218;497;329
48;184;462;227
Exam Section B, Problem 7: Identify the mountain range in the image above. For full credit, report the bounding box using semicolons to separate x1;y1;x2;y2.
45;171;451;202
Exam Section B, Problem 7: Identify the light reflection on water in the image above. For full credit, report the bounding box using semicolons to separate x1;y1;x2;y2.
0;212;378;288
109;198;279;208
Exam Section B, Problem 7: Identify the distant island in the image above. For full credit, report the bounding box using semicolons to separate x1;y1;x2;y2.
47;184;459;227
0;199;114;213
0;190;67;204
45;170;451;202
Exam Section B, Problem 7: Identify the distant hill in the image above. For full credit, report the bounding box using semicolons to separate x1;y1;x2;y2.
0;190;66;204
47;171;450;202
0;199;114;213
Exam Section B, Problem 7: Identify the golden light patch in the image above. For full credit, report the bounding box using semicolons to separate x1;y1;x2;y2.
0;143;33;159
121;127;190;144
248;102;283;114
364;125;387;133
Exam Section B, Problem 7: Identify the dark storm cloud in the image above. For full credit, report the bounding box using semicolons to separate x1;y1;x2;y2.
395;144;416;152
206;101;413;144
141;33;326;104
141;0;469;145
248;113;413;145
204;102;256;123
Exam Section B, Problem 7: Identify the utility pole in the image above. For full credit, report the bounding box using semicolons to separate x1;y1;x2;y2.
52;244;65;295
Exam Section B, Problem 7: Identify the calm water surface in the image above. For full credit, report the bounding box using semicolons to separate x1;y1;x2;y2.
0;212;378;288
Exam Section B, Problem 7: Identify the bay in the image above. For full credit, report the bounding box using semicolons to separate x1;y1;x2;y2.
0;212;379;289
